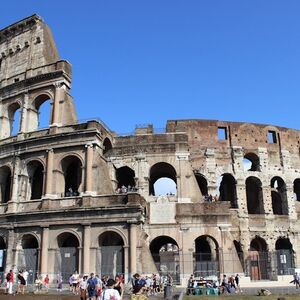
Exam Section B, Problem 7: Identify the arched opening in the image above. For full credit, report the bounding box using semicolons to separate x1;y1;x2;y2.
0;237;6;272
116;166;135;192
194;235;219;277
61;156;82;197
33;94;53;129
149;162;177;196
57;232;79;282
271;177;288;215
103;138;112;156
8;103;21;136
98;231;124;278
0;166;11;203
194;173;208;197
233;240;244;271
275;238;294;275
27;161;44;200
247;237;269;280
246;176;264;214
294;179;300;201
218;173;238;208
243;153;260;171
18;234;39;284
150;236;180;283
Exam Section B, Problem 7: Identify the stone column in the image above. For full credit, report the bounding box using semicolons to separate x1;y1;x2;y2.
20;93;28;133
5;229;15;273
52;83;64;126
40;227;49;275
85;144;94;194
83;225;91;274
129;222;137;276
45;149;54;197
123;246;129;282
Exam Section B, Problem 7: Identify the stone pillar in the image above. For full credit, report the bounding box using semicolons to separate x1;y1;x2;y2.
45;149;54;197
124;246;129;282
40;227;49;275
83;225;91;274
129;222;137;276
20;93;28;133
5;229;15;273
52;83;64;126
7;155;20;213
85;144;94;194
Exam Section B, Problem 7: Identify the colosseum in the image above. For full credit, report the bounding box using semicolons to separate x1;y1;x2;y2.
0;14;299;285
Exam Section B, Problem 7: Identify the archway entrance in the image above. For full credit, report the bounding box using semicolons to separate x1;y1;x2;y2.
0;166;11;203
98;231;124;278
218;174;238;208
57;233;79;282
246;177;264;214
18;234;39;284
150;236;180;283
247;237;269;280
194;236;219;277
276;238;294;275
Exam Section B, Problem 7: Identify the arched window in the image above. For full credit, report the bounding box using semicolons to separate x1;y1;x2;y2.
8;103;21;136
27;161;44;200
194;236;219;277
33;94;53;129
103;138;112;156
61;156;82;197
149;162;177;196
57;232;79;281
116;166;135;191
293;179;300;201
98;231;124;278
246;177;264;214
194;173;208;197
275;238;294;275
0;166;11;203
243;153;260;171
271;177;288;215
150;236;180;282
218;173;238;208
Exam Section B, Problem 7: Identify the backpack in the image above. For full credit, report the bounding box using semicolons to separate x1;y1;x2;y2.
6;273;11;281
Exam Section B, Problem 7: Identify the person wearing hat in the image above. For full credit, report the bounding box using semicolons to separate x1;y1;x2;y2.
100;278;121;300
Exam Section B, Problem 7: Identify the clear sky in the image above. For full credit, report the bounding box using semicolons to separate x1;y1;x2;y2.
1;1;300;134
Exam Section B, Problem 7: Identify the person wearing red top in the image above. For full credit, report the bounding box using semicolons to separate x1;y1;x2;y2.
6;270;14;294
44;274;50;292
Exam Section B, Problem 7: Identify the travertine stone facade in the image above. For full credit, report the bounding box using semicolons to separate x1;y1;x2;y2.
0;15;299;284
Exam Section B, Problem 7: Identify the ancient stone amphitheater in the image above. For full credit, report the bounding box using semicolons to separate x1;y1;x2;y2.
0;14;299;285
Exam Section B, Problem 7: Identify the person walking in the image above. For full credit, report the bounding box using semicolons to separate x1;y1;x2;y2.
100;278;121;300
87;273;98;300
7;269;14;295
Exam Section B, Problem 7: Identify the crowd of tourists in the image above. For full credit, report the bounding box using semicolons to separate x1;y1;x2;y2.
65;272;173;300
186;273;242;295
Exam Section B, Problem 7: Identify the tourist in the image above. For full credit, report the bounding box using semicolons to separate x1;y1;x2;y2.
101;278;121;300
114;275;124;298
6;269;14;295
17;270;25;294
95;274;102;299
56;274;63;292
87;273;98;300
43;274;50;292
79;275;88;300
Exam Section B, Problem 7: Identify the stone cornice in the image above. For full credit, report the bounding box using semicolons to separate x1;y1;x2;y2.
0;14;41;43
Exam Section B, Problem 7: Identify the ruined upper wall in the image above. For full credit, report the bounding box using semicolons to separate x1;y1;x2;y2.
166;119;300;154
0;14;60;88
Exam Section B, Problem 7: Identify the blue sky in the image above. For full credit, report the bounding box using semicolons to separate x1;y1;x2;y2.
1;1;300;134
